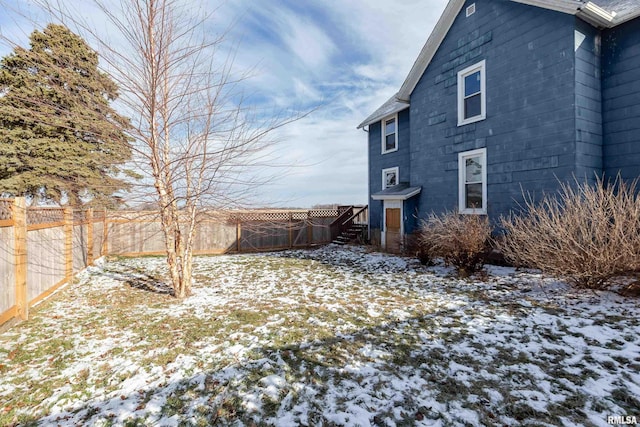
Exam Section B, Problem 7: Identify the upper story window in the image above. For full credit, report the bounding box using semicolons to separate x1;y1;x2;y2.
457;60;486;126
382;166;399;189
382;115;398;154
458;148;487;214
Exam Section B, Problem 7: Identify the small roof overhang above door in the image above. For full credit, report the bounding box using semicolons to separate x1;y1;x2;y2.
371;183;422;201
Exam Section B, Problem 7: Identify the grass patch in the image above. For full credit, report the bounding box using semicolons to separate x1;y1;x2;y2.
0;247;638;425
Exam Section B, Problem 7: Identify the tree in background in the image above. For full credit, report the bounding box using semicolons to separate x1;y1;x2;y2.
25;0;306;298
0;23;132;206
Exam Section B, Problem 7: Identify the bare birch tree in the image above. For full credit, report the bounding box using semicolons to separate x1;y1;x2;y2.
16;0;305;297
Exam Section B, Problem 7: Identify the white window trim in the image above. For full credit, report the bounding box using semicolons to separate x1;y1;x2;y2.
382;166;399;190
457;60;486;126
458;148;487;215
381;114;399;154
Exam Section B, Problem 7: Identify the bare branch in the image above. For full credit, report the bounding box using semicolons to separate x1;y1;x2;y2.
6;0;308;297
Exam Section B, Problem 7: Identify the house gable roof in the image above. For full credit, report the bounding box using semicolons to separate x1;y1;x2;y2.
398;0;639;102
357;93;410;129
595;0;640;24
396;0;467;102
358;0;640;129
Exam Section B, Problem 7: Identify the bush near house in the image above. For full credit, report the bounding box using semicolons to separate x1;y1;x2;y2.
403;232;435;266
499;177;640;289
417;211;492;276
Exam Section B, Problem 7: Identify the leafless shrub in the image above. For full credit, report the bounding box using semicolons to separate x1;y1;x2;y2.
404;232;434;266
418;211;492;276
499;176;640;289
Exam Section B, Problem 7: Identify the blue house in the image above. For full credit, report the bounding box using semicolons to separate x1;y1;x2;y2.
358;0;640;251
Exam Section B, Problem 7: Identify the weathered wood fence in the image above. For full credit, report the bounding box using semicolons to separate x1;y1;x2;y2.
0;198;107;328
0;198;344;328
106;208;341;256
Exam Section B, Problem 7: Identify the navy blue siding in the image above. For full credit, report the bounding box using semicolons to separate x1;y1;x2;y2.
602;17;640;180
410;0;578;222
368;108;411;231
366;0;640;241
404;196;420;235
575;18;603;181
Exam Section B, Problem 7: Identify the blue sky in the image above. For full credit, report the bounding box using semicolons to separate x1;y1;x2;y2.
0;0;448;207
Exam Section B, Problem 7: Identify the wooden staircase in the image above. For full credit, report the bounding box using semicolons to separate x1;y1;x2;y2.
330;205;368;245
332;223;367;245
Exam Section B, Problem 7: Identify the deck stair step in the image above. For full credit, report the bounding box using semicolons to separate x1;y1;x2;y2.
331;224;367;245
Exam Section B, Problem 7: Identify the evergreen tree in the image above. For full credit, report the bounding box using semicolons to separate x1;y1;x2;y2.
0;24;132;206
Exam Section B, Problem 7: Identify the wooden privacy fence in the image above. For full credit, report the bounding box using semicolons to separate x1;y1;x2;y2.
1;199;345;327
106;208;342;255
0;197;106;328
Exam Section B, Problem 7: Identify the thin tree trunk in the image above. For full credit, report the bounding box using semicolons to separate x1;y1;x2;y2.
21;0;308;298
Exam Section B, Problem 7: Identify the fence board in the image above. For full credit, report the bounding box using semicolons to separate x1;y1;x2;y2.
312;218;333;243
27;226;66;303
240;221;290;251
92;221;104;260
291;221;308;247
192;221;236;253
0;226;15;315
107;220;165;255
73;224;89;272
14;198;27;320
105;211;335;255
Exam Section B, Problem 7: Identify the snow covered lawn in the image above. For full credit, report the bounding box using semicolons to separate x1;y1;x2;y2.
0;245;639;426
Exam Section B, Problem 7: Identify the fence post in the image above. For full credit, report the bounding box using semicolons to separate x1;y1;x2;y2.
289;213;293;248
86;208;94;265
64;206;73;280
236;219;241;253
13;197;28;321
101;208;108;256
307;212;313;247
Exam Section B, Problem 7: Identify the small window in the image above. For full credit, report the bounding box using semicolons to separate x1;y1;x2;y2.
458;148;487;214
457;60;486;126
382;115;398;154
466;3;476;17
382;167;399;190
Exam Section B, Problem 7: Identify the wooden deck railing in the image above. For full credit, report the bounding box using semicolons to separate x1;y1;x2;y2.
329;205;368;242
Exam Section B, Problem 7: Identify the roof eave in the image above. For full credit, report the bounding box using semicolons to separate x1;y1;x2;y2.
577;1;616;28
357;99;410;129
510;0;582;15
612;9;640;26
397;0;589;101
371;187;422;201
397;0;466;101
519;0;637;28
389;0;633;113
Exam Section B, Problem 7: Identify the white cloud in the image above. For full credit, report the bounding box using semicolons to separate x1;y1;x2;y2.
292;78;323;103
279;14;337;71
0;0;449;208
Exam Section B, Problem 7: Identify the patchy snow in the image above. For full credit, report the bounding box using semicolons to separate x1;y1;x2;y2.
0;244;639;426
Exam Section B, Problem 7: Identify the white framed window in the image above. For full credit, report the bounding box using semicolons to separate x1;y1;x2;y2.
381;115;398;154
457;60;486;126
382;167;399;190
458;148;487;214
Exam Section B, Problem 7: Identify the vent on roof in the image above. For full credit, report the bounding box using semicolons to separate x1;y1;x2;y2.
466;3;476;17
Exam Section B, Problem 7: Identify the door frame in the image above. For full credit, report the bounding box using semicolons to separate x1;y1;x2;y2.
382;199;403;249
